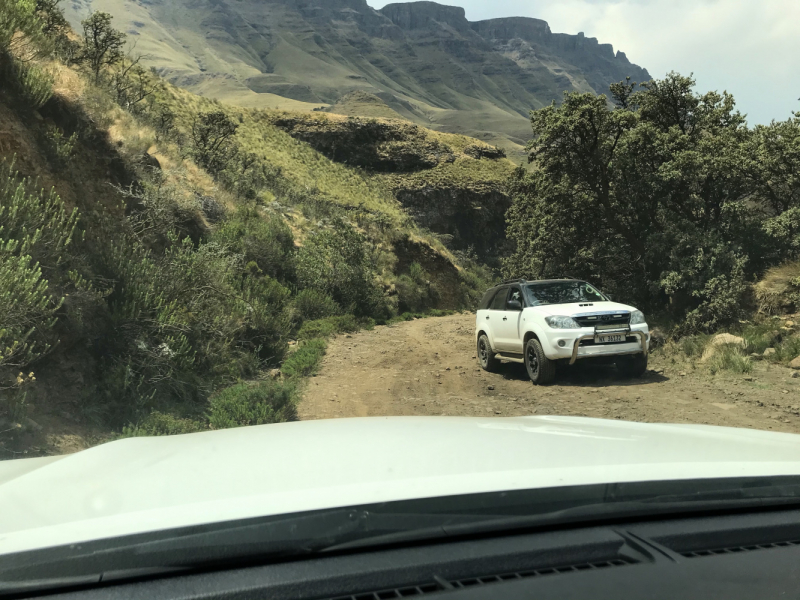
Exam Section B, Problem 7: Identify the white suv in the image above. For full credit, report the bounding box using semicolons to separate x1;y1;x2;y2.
475;279;650;384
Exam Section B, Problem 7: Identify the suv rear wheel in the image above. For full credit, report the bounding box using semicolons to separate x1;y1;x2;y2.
525;338;556;385
477;334;499;372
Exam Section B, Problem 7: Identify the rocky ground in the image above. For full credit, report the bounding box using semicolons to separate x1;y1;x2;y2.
300;313;800;433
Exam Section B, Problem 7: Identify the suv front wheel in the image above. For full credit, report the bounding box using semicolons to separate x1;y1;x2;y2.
617;353;648;378
525;338;556;385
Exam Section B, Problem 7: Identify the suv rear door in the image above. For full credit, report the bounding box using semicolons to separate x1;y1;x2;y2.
493;286;524;353
482;287;508;350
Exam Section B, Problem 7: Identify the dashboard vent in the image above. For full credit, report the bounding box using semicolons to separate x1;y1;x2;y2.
680;539;800;558
448;558;635;589
325;558;636;599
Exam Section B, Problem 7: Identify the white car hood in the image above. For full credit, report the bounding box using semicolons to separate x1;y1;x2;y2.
534;301;637;317
1;416;800;556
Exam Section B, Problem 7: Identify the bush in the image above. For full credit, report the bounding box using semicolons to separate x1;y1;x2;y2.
297;315;358;340
296;219;386;317
212;208;295;281
293;288;341;321
395;262;439;313
774;336;800;364
121;411;205;438
281;338;327;379
208;381;296;429
707;346;753;375
13;61;54;109
0;160;78;367
755;262;800;315
678;334;711;358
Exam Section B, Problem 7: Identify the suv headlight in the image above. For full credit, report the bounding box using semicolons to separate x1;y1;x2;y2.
545;316;581;329
630;310;646;325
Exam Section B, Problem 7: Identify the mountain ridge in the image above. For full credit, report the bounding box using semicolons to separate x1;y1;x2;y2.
63;0;650;153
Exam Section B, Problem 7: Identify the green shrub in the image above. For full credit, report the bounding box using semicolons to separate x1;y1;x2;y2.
281;338;327;379
0;160;78;367
296;219;386;318
297;315;358;340
45;126;78;167
395;262;439;313
208;380;296;429
678;334;712;358
14;61;54;109
121;411;205;438
212;208;295;281
741;323;782;355
293;288;341;321
774;336;800;364
708;346;753;375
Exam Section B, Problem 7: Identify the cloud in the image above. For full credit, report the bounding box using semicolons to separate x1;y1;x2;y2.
368;0;800;124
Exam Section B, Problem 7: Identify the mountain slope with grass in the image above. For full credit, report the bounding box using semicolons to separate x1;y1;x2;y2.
0;1;498;458
60;0;649;155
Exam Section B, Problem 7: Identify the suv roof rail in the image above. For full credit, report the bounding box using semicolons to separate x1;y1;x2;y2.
501;278;528;285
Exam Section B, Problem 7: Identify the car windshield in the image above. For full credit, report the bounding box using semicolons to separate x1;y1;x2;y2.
2;0;799;594
525;281;609;306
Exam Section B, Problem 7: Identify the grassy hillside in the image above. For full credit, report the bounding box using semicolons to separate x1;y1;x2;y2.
0;4;499;458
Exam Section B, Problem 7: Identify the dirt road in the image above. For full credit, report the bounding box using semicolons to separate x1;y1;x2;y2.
299;313;800;432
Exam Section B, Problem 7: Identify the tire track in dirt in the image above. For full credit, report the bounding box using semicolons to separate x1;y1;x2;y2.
299;314;800;433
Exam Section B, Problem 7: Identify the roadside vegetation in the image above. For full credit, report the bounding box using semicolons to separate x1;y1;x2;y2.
0;1;491;453
505;75;800;334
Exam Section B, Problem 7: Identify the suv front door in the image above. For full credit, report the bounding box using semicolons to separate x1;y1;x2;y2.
494;286;524;353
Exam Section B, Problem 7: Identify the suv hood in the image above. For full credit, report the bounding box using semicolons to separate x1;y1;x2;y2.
1;416;800;556
532;301;638;317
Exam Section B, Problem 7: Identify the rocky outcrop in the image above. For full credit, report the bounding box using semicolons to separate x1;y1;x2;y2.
380;2;471;33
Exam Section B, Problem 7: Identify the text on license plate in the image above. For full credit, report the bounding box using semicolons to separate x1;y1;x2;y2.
595;334;626;344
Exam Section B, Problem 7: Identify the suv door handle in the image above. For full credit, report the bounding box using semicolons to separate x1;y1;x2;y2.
486;316;490;320
503;317;508;321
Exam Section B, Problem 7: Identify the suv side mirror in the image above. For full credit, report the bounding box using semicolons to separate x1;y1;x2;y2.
507;299;522;311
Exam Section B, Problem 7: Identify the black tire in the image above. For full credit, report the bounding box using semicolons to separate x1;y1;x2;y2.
525;338;556;385
477;334;499;372
617;353;648;378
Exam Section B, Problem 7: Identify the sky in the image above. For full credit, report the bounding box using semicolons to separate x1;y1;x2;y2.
368;0;800;125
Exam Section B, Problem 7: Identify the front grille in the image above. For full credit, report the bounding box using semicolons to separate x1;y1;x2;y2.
580;336;638;347
574;313;631;328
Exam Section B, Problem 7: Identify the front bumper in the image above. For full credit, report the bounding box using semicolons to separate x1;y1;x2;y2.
541;325;650;363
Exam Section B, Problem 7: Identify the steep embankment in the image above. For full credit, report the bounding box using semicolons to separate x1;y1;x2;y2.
62;0;649;154
263;108;515;257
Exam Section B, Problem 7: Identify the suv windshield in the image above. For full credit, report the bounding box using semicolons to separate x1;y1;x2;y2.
525;281;608;306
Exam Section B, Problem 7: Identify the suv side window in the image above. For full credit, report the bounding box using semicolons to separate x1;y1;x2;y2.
478;289;496;311
507;287;523;310
490;288;508;310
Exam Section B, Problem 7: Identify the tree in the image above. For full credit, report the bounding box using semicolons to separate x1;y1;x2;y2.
81;11;125;81
189;111;239;175
504;73;800;330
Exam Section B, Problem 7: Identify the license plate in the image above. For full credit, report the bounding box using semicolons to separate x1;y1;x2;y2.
595;334;626;344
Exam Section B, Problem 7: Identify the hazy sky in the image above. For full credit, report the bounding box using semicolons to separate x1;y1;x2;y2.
368;0;800;125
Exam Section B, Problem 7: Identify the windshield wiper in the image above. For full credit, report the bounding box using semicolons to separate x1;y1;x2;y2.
322;485;800;553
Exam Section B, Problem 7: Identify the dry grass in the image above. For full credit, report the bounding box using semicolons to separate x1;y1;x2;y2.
755;261;800;315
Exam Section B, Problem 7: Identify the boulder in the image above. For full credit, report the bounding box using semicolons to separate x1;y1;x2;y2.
790;356;800;370
700;333;745;363
763;348;777;357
